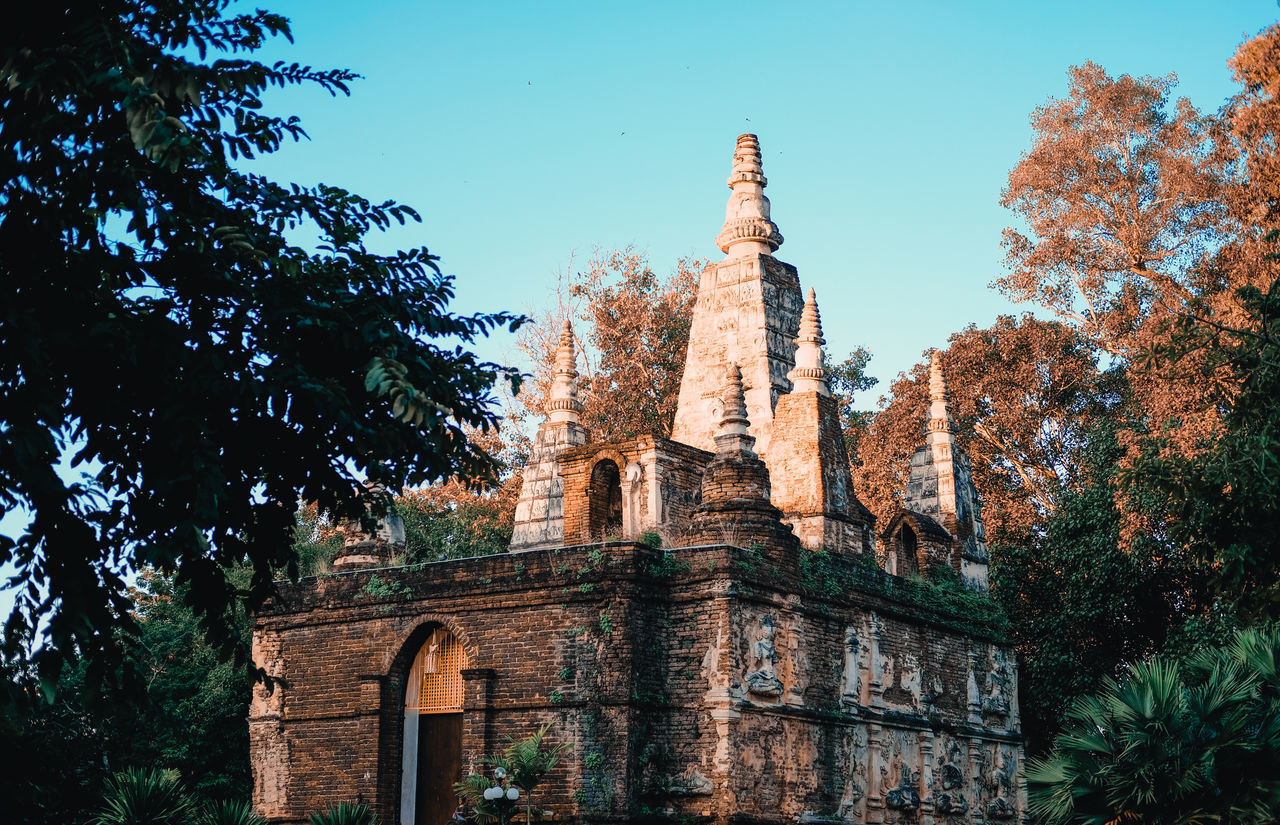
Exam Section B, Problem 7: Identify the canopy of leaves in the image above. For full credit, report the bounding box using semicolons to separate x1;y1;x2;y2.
0;0;520;703
997;61;1229;354
826;347;878;466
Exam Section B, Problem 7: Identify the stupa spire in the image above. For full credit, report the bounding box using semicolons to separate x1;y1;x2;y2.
546;320;584;425
788;288;828;396
926;350;953;437
715;134;783;257
714;363;755;456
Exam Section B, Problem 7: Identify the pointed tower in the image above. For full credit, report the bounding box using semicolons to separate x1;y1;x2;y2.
686;363;797;551
671;134;805;461
769;289;876;554
900;352;989;589
509;321;590;551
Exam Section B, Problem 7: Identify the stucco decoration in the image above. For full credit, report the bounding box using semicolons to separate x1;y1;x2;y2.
746;614;784;698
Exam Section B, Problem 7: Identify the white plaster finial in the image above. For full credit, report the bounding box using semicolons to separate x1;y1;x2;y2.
715;134;783;257
714;363;756;455
926;351;953;435
546;319;584;424
788;287;829;396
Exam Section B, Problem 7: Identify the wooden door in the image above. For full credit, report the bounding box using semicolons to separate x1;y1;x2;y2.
415;712;463;825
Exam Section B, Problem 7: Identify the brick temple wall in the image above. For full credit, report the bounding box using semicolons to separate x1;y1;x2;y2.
251;540;1021;825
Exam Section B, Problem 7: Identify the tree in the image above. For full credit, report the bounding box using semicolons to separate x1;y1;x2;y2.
852;315;1113;545
0;0;520;703
395;425;522;563
997;44;1280;490
1127;258;1280;622
2;570;253;824
991;422;1200;752
826;347;878;467
516;248;702;441
1027;625;1280;825
997;62;1228;357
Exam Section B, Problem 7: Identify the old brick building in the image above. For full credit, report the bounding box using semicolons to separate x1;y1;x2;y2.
250;134;1023;825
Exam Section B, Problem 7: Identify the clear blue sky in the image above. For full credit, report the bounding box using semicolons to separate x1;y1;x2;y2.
2;1;1278;623
248;0;1278;401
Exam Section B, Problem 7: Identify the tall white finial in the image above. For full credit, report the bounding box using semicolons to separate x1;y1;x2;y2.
927;350;952;435
714;363;756;456
546;320;584;424
715;134;783;257
788;287;829;396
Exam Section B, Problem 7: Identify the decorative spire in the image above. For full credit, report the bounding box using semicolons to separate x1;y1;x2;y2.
546;319;584;424
926;350;953;436
715;134;783;257
714;363;756;456
788;287;829;396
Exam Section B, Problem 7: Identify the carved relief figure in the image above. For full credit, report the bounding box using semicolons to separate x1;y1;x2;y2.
881;730;921;811
983;648;1013;718
900;653;922;704
837;726;868;820
840;626;861;703
746;614;784;697
985;744;1019;820
701;629;725;690
933;736;969;816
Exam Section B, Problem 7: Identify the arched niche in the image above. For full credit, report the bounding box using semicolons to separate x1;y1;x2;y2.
897;524;919;576
588;458;623;540
400;626;469;825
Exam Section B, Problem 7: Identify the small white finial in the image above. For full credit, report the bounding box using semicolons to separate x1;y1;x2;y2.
714;363;756;455
715;134;783;257
788;287;828;396
547;319;584;424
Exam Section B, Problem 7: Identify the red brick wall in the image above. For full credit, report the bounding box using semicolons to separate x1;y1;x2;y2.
252;538;1021;824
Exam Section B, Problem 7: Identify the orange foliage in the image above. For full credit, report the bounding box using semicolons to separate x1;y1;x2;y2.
853;316;1112;545
997;31;1280;544
516;247;704;441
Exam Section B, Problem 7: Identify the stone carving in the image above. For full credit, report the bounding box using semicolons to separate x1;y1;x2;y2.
883;765;921;811
838;726;868;819
668;767;713;796
924;672;946;707
933;737;969;816
900;653;922;704
879;730;921;811
783;615;806;704
984;744;1019;820
840;626;861;702
701;629;725;689
983;648;1014;719
746;614;784;697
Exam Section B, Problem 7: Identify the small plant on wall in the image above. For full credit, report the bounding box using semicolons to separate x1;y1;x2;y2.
454;723;569;824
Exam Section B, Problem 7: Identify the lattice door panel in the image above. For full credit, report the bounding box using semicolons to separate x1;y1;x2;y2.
406;628;468;714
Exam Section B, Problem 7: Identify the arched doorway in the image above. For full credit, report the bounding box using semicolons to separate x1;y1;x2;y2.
588;459;623;539
401;627;468;825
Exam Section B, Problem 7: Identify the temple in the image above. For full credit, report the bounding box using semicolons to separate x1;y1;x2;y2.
250;135;1022;825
